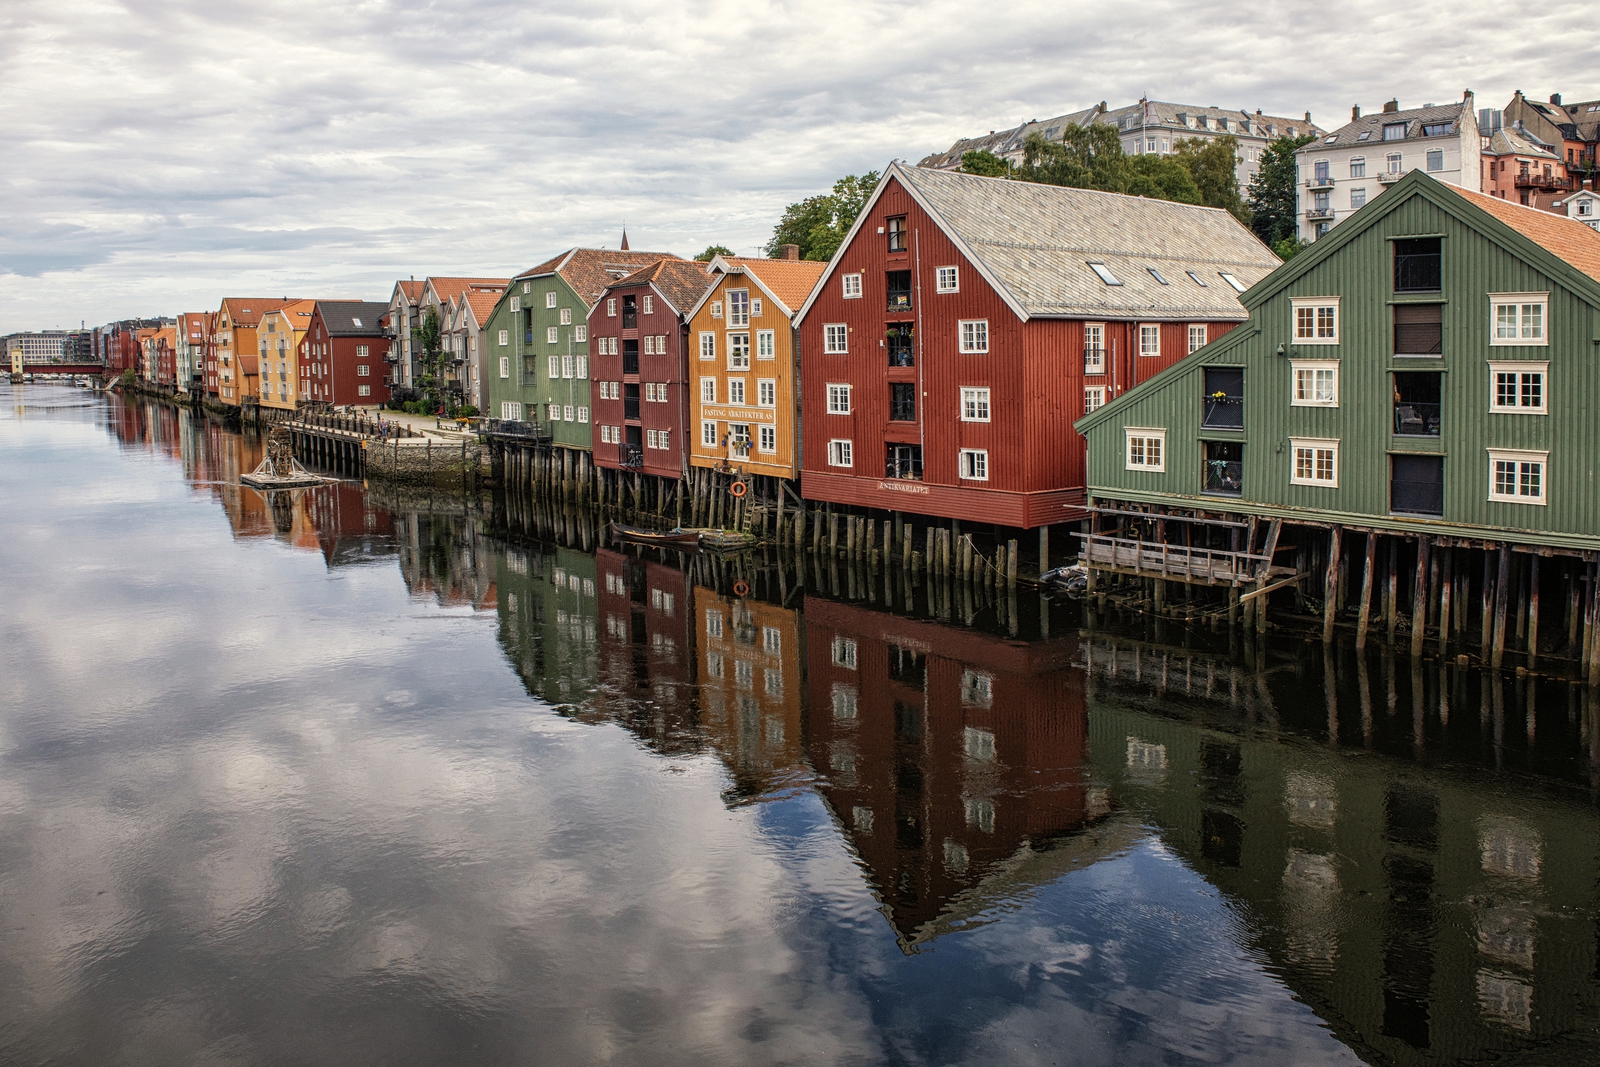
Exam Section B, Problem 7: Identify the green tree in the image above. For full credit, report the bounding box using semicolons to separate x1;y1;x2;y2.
1173;134;1248;222
695;244;734;261
1019;125;1127;192
959;149;1012;177
1273;235;1309;261
1125;153;1202;204
1247;133;1316;247
412;305;443;406
765;171;881;260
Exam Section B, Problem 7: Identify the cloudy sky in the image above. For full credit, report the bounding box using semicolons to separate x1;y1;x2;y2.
2;0;1597;333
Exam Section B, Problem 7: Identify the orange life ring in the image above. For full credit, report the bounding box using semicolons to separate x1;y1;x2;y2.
733;580;750;597
729;480;748;498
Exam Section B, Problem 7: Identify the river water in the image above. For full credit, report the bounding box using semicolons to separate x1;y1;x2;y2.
3;384;1599;1066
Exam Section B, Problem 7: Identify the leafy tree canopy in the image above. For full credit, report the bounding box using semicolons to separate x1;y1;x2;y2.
765;171;881;260
1125;154;1201;204
959;149;1012;177
1273;235;1309;261
1247;133;1317;249
1019;125;1126;192
695;244;734;261
1173;134;1249;223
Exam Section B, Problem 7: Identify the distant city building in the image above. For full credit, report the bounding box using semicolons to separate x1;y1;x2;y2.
920;98;1324;192
1294;92;1478;241
1;331;69;362
1554;188;1600;230
1502;90;1600;174
1480;119;1568;204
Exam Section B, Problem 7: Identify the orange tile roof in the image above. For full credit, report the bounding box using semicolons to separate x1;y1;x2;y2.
719;257;828;315
461;289;502;325
425;277;510;304
1449;184;1600;284
608;258;715;313
397;280;424;301
220;298;296;327
517;248;684;307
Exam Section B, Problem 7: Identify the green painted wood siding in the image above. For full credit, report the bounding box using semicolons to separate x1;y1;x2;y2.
1078;173;1600;550
484;275;593;451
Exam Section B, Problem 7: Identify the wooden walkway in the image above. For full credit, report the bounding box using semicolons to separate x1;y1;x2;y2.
1074;532;1271;586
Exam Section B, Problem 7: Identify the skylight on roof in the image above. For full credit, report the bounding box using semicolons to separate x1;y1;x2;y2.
1219;272;1247;293
1186;270;1208;287
1147;268;1169;285
1324;135;1337;143
1357;131;1372;141
351;318;362;327
1087;261;1122;286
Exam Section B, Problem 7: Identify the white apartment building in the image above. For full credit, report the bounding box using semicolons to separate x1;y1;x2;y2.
1295;93;1479;241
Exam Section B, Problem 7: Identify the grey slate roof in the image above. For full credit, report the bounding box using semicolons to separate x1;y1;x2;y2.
317;301;390;336
1486;127;1560;160
886;163;1280;321
1312;101;1469;150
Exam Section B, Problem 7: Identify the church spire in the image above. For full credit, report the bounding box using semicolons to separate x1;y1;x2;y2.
620;226;629;251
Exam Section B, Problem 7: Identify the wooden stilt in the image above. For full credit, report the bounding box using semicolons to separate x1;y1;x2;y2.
1385;539;1399;643
1411;536;1430;659
1527;554;1541;667
1482;549;1495;660
1323;525;1342;643
1356;534;1377;651
1437;546;1452;657
1492;546;1511;669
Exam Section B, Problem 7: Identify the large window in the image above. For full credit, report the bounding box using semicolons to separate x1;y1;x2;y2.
728;333;750;369
1394;304;1442;355
890;382;916;421
1139;324;1161;357
886;443;923;480
959;320;989;353
886;270;912;312
1125;428;1166;472
1391;454;1444;515
1489;449;1547;504
1292;298;1339;344
1290;438;1339;486
1490;294;1548;345
1188;324;1208;353
886;324;914;367
726;290;749;327
1291;361;1338;406
827;383;851;414
958;448;988;481
1394;237;1441;292
1202;366;1244;428
960;387;990;422
1203;441;1243;494
823;324;848;354
1489;362;1547;413
756;330;775;359
1393;371;1441;435
1084;323;1105;373
828;439;853;467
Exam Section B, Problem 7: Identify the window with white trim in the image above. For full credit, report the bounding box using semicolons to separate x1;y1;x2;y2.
548;355;560;378
501;401;522;420
759;425;776;453
576;406;589;424
959;320;989;353
1291;360;1339;406
827;383;851;414
958;448;988;481
699;332;715;360
559;308;572;325
728;333;750;369
642;335;654;355
642;295;653;315
756;330;775;359
606;297;616;316
832;635;857;669
498;329;509;346
1292;298;1339;343
547;326;559;344
563;404;574;422
824;324;848;353
1489;449;1547;504
727;290;750;327
960;387;990;421
700;377;716;403
728;378;745;404
1139;324;1160;357
547;403;560;420
358;384;371;397
547;292;558;309
574;325;586;342
561;354;573;379
1188;324;1207;353
711;300;722;318
751;298;762;318
575;355;587;377
1084;386;1105;413
1489;361;1547;413
644;382;655;402
936;266;959;292
499;356;510;378
1490;293;1548;345
827;439;853;467
1084;323;1105;373
521;282;530;295
757;379;775;407
1125;427;1166;471
356;363;369;376
702;420;717;446
1290;438;1339;486
842;274;862;299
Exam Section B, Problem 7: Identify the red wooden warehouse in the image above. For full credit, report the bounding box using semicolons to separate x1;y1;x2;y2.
793;162;1279;529
299;301;392;407
588;259;713;482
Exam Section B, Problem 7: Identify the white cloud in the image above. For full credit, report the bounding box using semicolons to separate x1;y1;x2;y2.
2;0;1591;330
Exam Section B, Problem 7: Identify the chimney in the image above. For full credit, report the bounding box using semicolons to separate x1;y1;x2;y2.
1098;101;1107;113
779;244;800;261
1551;93;1563;106
1383;99;1400;114
1305;111;1312;123
1352;104;1361;120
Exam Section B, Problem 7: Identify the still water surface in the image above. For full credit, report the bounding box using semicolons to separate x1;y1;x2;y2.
3;385;1599;1066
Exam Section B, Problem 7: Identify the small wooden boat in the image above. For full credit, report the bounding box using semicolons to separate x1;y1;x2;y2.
608;522;704;548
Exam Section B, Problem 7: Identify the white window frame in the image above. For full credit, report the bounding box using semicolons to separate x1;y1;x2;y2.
726;289;750;327
757;378;776;407
547;403;560;421
1125;427;1167;472
1349;156;1366;178
1291;360;1340;407
842;274;862;299
559;307;572;325
960;386;990;422
501;401;522;421
823;324;848;354
1084;323;1105;374
710;300;722;319
548;355;560;378
699;332;715;360
1488;361;1548;413
574;324;587;342
958;319;989;353
497;329;509;346
1489;293;1549;346
499;356;510;378
357;384;371;397
827;439;853;468
702;420;717;446
758;425;776;453
1188;324;1208;353
756;329;775;359
935;266;959;293
1084;386;1105;413
728;378;746;405
1426;149;1444;172
547;325;559;344
642;295;653;315
1139;323;1161;358
1488;448;1548;505
563;404;575;422
1291;297;1340;344
958;448;989;481
727;332;750;369
547;292;559;309
1289;437;1340;487
577;406;589;424
827;383;851;414
700;377;716;403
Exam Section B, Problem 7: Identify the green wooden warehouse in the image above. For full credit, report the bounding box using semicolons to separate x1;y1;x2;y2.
1074;170;1600;673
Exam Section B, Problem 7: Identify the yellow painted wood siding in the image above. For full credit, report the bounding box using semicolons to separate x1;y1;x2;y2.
687;272;800;479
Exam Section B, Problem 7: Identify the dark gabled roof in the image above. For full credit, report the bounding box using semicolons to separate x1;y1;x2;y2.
1306;101;1469;150
516;248;683;308
603;258;714;315
316;301;390;336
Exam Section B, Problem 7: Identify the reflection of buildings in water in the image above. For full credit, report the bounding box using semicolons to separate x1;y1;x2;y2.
804;596;1119;951
694;586;806;804
1079;633;1600;1065
284;483;395;566
590;548;702;755
495;543;599;707
396;512;496;610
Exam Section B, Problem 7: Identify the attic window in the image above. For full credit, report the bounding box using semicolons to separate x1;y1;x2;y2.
1147;268;1169;285
1382;122;1407;141
1357;131;1372;141
1422;123;1451;137
1324;135;1337;143
1219;272;1247;293
241;308;252;313
351;318;362;327
1186;270;1208;287
1088;262;1123;286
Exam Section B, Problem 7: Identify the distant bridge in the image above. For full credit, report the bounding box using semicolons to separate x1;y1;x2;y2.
15;363;107;378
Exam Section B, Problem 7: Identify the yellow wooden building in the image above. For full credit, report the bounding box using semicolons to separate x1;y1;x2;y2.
685;255;826;482
212;297;295;408
256;300;318;412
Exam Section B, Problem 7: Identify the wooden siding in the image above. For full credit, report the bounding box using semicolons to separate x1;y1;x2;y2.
1080;176;1600;550
483;276;593;451
589;281;689;479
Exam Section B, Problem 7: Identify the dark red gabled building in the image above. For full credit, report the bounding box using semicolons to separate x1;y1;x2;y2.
794;162;1280;529
299;301;392;407
588;258;713;481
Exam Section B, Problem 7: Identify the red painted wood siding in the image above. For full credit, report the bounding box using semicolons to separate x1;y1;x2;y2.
590;282;688;479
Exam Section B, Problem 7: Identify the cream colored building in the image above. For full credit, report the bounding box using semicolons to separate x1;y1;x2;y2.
257;300;318;411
